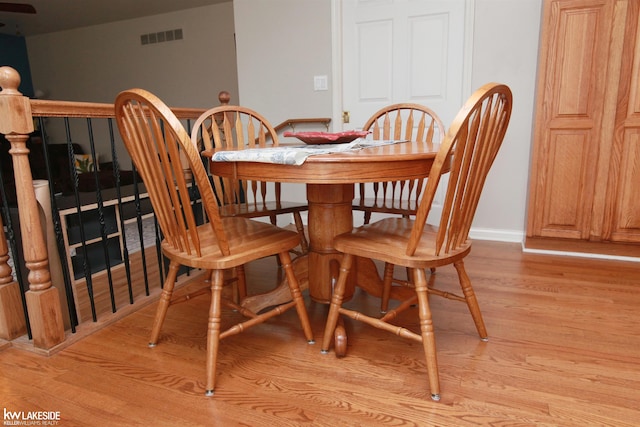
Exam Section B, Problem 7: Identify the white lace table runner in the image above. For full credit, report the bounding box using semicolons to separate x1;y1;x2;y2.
211;139;406;166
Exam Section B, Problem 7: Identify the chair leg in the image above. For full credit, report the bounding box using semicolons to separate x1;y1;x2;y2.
269;215;285;274
364;211;372;225
413;267;441;401
235;266;247;301
453;260;488;340
292;211;309;254
381;262;394;313
279;251;314;343
205;269;224;396
321;253;354;353
149;261;180;347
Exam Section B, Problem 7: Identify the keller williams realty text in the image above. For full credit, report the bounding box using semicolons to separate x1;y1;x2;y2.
3;408;61;425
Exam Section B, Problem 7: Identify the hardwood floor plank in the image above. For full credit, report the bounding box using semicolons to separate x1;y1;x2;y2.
1;240;638;426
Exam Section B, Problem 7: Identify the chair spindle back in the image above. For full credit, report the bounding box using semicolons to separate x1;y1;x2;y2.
191;106;281;210
361;104;445;209
408;83;513;256
115;89;230;256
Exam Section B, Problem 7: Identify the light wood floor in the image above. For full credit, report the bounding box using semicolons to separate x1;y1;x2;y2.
1;240;639;426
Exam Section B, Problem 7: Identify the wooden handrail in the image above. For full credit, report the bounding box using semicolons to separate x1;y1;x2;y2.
273;117;331;133
28;92;328;125
30;99;206;119
216;90;331;134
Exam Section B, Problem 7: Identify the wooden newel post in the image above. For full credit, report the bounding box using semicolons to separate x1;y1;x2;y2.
215;90;233;124
218;90;230;107
214;91;234;148
0;66;65;348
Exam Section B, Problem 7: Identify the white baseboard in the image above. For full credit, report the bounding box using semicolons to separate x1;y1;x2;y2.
466;227;640;262
521;245;640;263
468;227;524;243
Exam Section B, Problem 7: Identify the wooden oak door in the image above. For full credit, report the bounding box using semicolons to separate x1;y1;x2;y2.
602;0;640;243
527;0;640;250
527;0;615;241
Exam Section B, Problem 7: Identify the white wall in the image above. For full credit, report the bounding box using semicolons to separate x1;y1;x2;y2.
233;0;334;210
27;3;237;106
233;0;333;123
234;0;543;240
469;0;542;241
26;2;238;161
23;0;542;240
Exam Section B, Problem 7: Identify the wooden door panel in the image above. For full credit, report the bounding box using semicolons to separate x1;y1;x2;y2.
527;0;613;239
553;7;600;117
527;0;640;252
605;127;640;242
539;131;593;239
604;1;640;243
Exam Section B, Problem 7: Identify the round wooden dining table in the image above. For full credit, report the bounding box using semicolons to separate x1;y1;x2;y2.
206;140;441;310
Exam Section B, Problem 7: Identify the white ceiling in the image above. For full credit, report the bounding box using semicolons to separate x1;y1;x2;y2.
0;0;230;36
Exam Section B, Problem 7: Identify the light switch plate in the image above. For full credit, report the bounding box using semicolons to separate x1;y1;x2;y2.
314;75;328;91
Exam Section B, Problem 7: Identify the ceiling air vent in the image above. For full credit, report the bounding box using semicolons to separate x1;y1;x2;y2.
141;28;183;46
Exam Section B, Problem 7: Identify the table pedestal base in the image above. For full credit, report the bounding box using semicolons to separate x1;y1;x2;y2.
239;254;390;357
239;182;412;357
306;183;355;303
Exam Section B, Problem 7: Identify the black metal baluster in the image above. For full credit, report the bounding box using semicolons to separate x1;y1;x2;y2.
108;119;135;304
86;118;117;314
65;118;97;321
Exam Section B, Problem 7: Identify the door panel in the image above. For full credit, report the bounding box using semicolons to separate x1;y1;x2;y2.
606;1;640;242
408;13;447;99
541;131;591;239
357;19;393;101
341;0;466;129
527;0;613;239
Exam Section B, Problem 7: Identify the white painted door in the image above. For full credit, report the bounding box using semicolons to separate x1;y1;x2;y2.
340;0;469;130
337;0;470;224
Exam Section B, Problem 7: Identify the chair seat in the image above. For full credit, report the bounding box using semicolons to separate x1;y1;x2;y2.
334;217;471;268
161;216;301;270
220;200;308;218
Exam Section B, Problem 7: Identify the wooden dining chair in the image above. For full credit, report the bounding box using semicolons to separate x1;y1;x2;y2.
354;103;445;224
191;106;309;257
355;103;446;291
114;89;314;396
321;83;513;401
